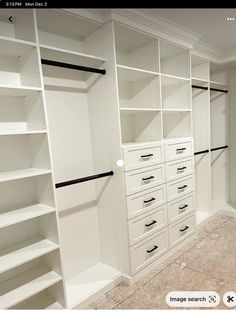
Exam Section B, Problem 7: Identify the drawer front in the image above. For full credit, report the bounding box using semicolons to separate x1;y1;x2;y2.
169;213;196;248
126;185;167;219
123;142;164;171
167;175;194;202
125;165;166;196
166;157;194;182
168;193;195;224
128;205;167;246
130;227;168;274
165;139;193;162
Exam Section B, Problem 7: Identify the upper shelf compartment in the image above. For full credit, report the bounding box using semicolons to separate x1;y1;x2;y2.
210;62;227;87
0;38;41;88
114;23;159;73
160;40;190;79
191;55;209;81
0;9;36;43
36;9;104;58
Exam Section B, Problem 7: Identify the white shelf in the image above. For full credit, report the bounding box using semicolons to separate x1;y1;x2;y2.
39;44;106;63
210;80;227;88
66;263;120;308
0;265;62;309
191;77;209;84
0;84;41;96
117;64;159;81
0;130;47;136
162;109;191;112
122;140;162;147
120;107;161;114
13;292;63;309
161;73;191;81
0;236;59;274
0;35;37;48
0;168;51;183
0;204;55;229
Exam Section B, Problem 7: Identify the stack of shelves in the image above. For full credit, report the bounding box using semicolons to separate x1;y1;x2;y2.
0;10;64;309
114;23;195;278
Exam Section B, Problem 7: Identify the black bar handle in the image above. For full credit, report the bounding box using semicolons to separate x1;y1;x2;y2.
147;245;158;253
145;220;157;227
180;226;189;232
179;204;188;210
56;171;113;188
178;185;187;190
210;87;228;93
41;59;106;75
194;149;209;156
176;148;186;152
144;197;156;204
192;85;208;91
211;145;228;152
142;176;154;181
177;166;187;171
141;154;154;158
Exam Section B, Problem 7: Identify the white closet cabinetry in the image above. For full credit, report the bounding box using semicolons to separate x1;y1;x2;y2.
0;10;65;310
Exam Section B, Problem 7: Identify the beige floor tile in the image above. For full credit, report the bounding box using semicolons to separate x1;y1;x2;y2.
201;215;231;233
115;281;172;309
87;294;116;309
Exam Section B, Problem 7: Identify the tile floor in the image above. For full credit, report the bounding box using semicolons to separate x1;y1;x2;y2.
88;214;236;309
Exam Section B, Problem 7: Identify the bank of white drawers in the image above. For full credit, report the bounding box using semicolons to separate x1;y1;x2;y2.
123;138;195;275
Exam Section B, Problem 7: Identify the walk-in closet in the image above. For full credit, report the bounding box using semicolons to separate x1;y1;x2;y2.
0;7;236;310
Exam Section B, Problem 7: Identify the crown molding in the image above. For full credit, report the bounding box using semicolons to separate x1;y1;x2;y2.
103;9;201;49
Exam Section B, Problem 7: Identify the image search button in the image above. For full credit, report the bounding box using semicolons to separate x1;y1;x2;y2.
166;291;220;307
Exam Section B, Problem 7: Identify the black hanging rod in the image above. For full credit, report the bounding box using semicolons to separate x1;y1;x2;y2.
194;149;209;156
56;171;114;188
41;59;106;75
211;145;228;152
192;85;208;91
210;87;228;93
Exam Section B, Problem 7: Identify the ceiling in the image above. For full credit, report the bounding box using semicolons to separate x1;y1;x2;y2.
148;9;236;53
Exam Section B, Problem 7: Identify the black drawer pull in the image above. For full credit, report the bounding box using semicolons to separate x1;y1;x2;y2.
147;245;158;253
180;226;189;232
144;197;156;204
145;220;157;227
141;154;153;158
178;185;187;190
176;148;186;152
177;166;187;171
179;204;188;210
142;176;154;181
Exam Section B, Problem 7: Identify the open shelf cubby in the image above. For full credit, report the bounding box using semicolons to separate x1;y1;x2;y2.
160;40;190;79
0;9;36;43
0;91;46;134
191;55;209;81
161;75;191;110
162;111;192;139
36;10;104;58
0;174;55;229
114;23;159;72
120;110;162;144
0;252;63;309
0;38;40;88
0;134;50;176
210;63;227;86
117;65;161;110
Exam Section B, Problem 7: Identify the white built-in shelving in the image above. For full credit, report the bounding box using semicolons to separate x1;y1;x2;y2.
0;8;64;310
